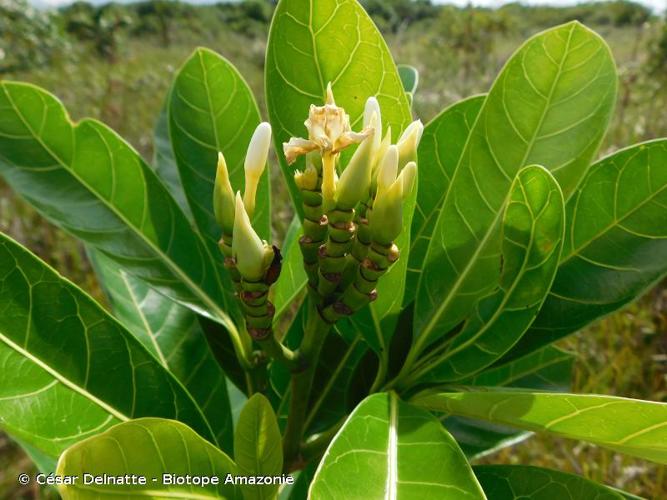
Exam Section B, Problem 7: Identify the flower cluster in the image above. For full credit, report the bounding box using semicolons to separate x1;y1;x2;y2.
284;84;422;320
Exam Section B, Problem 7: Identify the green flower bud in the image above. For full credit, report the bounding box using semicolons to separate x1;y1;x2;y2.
399;161;417;196
243;122;272;218
336;117;377;210
213;152;235;235
294;164;319;191
232;192;272;281
397;120;423;169
369;176;404;246
321;152;337;212
375;145;398;200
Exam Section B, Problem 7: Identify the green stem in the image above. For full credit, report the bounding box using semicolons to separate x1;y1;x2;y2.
300;418;345;463
282;298;332;469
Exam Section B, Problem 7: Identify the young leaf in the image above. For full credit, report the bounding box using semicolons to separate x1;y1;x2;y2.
309;392;486;499
413;22;617;355
169;48;270;241
265;0;412;213
90;251;234;453
0;233;216;460
510;140;667;359
397;64;419;105
406;95;485;304
56;418;242;499
474;465;625;499
234;394;283;500
408;165;565;385
0;82;242;342
413;391;667;464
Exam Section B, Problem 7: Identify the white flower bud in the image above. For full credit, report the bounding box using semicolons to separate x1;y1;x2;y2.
397;120;423;169
232;192;271;281
243;122;272;218
213;152;235;235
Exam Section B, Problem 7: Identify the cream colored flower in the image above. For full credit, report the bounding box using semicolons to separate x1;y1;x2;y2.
283;83;370;165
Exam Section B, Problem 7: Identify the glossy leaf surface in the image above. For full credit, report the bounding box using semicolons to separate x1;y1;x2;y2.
56;418;241;499
406;95;485;303
266;0;412;211
474;465;624;499
91;251;234;451
310;392;486;499
0;233;215;461
411;166;564;384
272;215;307;323
0;82;238;333
511;140;667;358
414;391;667;464
234;394;283;500
169;48;270;241
414;22;617;352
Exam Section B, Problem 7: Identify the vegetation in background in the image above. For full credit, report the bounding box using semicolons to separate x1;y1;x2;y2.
0;0;665;498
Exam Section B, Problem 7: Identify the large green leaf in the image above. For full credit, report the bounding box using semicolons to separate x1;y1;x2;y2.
413;391;667;464
265;0;412;213
509;140;667;359
153;90;192;218
0;82;242;341
91;251;234;452
56;418;242;499
169;48;270;241
309;392;486;499
0;233;215;462
413;22;617;356
474;465;624;499
406;95;485;303
234;394;283;500
446;346;575;459
408;165;564;385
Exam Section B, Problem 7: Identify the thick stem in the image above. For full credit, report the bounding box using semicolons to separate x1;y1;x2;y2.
282;299;333;468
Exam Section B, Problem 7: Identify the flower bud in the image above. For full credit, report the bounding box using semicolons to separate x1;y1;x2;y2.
364;96;382;154
232;192;272;281
375;145;399;200
213;152;235;235
243;122;272;218
399;161;417;196
321;153;337;212
369;176;404;246
294;164;319;191
397;120;423;169
336;119;376;210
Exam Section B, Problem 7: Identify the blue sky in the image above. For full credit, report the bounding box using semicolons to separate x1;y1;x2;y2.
30;0;666;13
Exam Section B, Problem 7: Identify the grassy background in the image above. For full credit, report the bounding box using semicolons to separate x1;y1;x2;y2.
0;0;666;497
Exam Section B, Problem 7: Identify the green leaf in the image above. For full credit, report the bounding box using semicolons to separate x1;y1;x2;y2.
0;232;215;461
408;165;565;385
90;250;234;453
398;64;419;105
413;22;617;355
509;140;667;359
266;0;412;213
463;346;575;391
474;465;624;499
445;346;575;459
0;82;243;343
169;48;270;241
272;215;307;324
406;95;485;303
56;418;242;499
234;394;283;500
413;391;667;464
153;89;192;219
309;392;486;499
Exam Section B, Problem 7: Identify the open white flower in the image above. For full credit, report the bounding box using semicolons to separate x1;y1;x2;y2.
283;83;371;165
